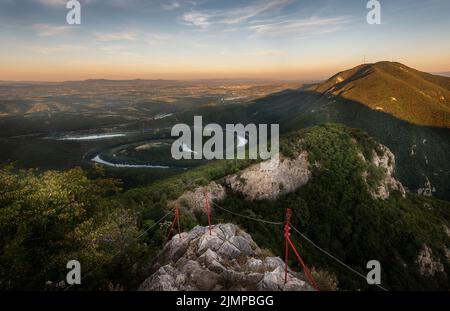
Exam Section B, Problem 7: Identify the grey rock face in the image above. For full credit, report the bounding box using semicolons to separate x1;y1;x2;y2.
138;223;313;291
226;152;311;201
175;181;225;214
359;144;406;200
416;244;444;277
371;145;406;200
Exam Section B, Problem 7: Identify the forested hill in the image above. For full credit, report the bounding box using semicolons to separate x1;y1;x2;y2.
2;124;449;290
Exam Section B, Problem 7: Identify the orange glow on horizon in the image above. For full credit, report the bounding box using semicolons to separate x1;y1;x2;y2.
2;54;450;82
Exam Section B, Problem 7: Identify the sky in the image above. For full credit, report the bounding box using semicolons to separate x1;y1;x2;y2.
0;0;449;81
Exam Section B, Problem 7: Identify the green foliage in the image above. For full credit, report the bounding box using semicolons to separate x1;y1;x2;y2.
0;166;142;290
119;123;449;290
123;158;253;216
216;124;450;290
1;124;449;291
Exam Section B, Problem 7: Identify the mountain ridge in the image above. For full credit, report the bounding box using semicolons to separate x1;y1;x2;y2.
191;61;450;199
314;61;450;127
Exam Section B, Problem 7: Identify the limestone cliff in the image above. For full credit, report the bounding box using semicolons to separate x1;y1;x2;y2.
362;144;406;200
226;152;311;201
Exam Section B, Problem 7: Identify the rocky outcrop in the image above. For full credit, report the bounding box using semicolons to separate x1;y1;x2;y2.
361;144;406;200
138;223;313;291
176;181;225;214
225;152;311;201
371;145;406;199
417;176;436;197
416;244;444;277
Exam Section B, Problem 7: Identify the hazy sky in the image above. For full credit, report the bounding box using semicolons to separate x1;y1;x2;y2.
1;0;449;81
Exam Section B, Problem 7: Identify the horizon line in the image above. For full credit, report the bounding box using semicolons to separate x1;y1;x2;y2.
1;61;449;83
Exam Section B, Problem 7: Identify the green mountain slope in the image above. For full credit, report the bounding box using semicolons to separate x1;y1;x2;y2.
246;90;450;200
176;62;449;200
314;62;450;127
211;124;450;290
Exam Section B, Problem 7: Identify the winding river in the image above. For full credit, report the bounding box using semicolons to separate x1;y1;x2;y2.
58;134;127;141
91;155;171;169
54;130;249;169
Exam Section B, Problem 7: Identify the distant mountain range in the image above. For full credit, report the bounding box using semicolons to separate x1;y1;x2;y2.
434;72;450;77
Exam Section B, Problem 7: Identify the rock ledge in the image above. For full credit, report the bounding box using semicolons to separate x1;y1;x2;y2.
139;223;313;291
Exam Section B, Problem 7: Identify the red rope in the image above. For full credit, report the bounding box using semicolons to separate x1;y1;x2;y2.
287;236;320;291
176;204;181;236
284;208;319;291
165;216;176;241
284;208;291;284
204;190;212;235
165;205;180;241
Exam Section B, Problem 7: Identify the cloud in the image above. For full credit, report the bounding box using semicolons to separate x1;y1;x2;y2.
35;0;96;6
32;44;86;54
35;0;67;6
220;0;292;24
182;0;292;28
246;50;288;57
146;34;173;45
161;1;181;11
32;23;70;36
93;31;137;41
182;11;210;28
97;45;139;57
191;41;211;48
248;16;352;35
98;45;127;51
180;1;351;39
293;26;346;40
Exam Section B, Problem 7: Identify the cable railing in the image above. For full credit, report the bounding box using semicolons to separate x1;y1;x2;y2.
63;189;388;292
